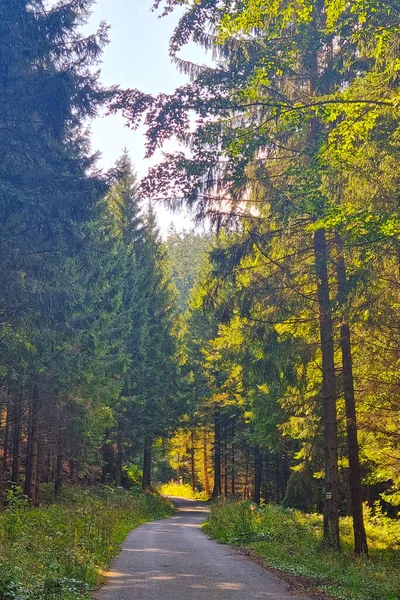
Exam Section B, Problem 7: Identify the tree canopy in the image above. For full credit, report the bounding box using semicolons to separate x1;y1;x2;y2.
0;0;399;560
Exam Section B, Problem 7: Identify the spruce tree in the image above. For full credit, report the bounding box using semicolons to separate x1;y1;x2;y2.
0;0;123;500
109;0;400;551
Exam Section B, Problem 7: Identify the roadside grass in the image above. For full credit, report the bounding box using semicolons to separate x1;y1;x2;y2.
0;485;174;600
158;481;209;500
203;500;400;600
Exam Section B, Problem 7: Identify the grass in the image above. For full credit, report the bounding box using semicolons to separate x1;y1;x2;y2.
0;484;174;600
204;500;400;600
158;481;209;500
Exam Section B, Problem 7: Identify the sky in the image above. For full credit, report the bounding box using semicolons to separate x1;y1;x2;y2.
85;0;207;233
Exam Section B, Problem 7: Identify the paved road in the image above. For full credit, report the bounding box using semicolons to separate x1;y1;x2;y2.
94;497;309;600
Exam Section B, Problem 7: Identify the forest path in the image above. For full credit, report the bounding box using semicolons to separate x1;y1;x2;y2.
94;497;310;600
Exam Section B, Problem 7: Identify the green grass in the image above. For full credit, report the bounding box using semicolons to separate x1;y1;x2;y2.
0;484;174;600
204;500;400;600
158;481;209;500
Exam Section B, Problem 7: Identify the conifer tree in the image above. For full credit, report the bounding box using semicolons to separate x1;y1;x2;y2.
109;0;400;551
0;0;124;499
99;157;183;490
135;205;181;489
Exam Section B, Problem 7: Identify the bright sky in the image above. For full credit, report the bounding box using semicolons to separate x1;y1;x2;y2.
86;0;207;233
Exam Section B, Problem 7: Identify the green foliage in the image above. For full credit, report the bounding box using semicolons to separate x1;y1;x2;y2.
205;501;400;600
123;0;400;542
0;486;174;600
204;500;257;544
282;471;319;513
165;229;212;311
124;464;143;487
3;486;29;543
1;0;399;582
0;0;128;499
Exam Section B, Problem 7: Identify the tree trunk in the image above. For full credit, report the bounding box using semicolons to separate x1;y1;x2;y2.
176;452;181;483
212;406;221;498
101;442;114;484
203;429;211;496
24;380;41;504
115;420;123;487
2;394;11;476
142;437;152;490
223;426;228;498
244;451;250;500
254;446;262;505
47;446;54;483
190;431;196;493
263;450;270;502
276;452;282;503
54;396;63;495
335;232;368;555
282;451;291;497
314;228;340;550
54;452;63;496
231;421;235;497
11;387;24;484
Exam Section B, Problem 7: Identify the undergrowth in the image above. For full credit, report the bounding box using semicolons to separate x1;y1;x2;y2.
0;484;174;600
158;481;209;500
204;500;400;600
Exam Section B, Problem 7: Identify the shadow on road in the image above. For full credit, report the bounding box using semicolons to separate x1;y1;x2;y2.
94;495;310;599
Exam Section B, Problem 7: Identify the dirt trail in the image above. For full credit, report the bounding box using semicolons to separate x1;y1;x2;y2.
94;496;310;600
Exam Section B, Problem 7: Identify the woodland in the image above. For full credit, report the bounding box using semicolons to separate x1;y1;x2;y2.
0;1;399;596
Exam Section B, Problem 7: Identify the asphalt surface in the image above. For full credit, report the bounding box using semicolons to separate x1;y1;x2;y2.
94;497;310;600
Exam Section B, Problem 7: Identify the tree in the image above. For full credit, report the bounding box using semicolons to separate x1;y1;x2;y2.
110;0;400;551
0;0;126;501
166;229;212;312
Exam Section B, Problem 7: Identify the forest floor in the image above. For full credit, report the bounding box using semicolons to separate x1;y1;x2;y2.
204;501;400;600
94;496;311;600
0;485;174;600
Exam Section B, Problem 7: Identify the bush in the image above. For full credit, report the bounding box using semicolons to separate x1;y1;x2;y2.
204;500;400;600
124;464;143;487
0;485;174;600
204;499;256;543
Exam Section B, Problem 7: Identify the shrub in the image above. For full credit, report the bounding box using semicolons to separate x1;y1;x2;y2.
204;500;400;600
0;485;174;600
